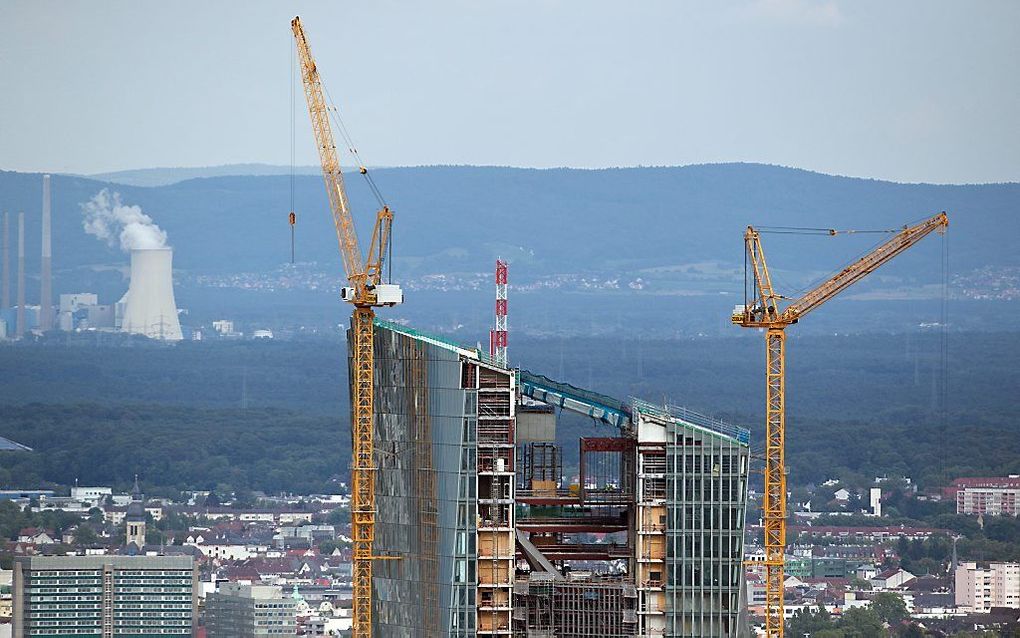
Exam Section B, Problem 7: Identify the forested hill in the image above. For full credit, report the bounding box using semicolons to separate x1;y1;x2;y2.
1;163;1015;281
1;332;1018;494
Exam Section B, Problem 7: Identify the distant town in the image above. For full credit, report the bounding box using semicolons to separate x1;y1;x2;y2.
1;469;1018;635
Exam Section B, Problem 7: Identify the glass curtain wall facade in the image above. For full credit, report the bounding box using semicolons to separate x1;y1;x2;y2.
361;321;477;637
664;423;750;637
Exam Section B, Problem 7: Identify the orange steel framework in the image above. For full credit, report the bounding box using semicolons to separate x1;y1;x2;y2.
733;212;948;638
292;16;400;638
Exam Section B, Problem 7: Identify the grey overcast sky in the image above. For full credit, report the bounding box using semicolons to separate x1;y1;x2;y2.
1;1;1018;183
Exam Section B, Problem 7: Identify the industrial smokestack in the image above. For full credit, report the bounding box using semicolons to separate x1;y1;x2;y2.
39;174;52;331
16;212;25;338
2;211;8;309
121;248;182;341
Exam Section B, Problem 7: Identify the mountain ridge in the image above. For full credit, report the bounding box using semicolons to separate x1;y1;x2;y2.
81;162;1020;188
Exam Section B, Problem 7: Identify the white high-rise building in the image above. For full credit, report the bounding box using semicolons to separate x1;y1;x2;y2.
956;561;1020;611
870;487;882;517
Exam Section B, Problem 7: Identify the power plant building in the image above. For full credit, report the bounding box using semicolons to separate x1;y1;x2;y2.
58;292;115;332
357;320;751;638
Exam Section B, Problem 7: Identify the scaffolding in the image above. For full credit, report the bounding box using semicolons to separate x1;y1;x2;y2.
519;443;562;497
475;359;516;636
579;438;635;504
513;578;638;637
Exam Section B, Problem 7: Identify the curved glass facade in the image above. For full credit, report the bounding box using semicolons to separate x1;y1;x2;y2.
363;323;477;636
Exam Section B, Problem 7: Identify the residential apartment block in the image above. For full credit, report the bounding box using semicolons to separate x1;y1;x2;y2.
949;476;1020;516
955;561;1020;612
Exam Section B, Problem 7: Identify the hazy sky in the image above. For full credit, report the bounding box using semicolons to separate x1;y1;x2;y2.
1;1;1017;183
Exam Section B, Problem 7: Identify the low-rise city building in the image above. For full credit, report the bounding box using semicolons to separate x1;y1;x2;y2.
206;582;297;637
871;567;917;590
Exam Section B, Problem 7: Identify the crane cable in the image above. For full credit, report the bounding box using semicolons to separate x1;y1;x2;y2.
939;230;950;486
290;37;296;264
758;226;898;236
322;88;395;283
758;213;939;236
322;86;388;209
753;214;937;303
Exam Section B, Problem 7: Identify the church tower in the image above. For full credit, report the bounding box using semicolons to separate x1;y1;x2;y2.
125;476;146;550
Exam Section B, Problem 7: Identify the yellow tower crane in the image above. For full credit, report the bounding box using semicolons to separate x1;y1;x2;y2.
732;212;948;638
292;16;403;638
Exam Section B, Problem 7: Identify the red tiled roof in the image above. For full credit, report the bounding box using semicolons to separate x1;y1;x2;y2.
18;527;51;536
952;477;1020;487
944;477;1020;496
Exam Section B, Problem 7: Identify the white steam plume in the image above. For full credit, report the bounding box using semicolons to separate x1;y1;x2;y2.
81;189;168;251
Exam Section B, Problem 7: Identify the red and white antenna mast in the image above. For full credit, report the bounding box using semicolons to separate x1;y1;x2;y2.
490;259;508;367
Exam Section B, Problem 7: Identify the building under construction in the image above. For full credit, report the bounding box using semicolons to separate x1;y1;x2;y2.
354;319;751;637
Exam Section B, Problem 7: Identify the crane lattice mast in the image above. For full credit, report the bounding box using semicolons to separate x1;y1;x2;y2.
733;212;948;638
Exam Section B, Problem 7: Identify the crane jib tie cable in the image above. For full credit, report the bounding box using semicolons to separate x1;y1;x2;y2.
323;87;388;210
757;226;899;235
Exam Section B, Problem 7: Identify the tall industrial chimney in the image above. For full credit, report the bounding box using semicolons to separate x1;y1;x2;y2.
16;212;25;338
39;174;52;331
121;248;182;341
2;211;9;310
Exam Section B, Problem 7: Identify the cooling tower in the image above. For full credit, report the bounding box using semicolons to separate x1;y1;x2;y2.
121;248;182;341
